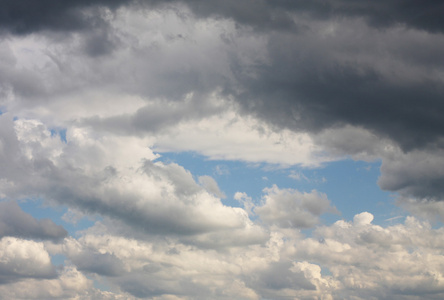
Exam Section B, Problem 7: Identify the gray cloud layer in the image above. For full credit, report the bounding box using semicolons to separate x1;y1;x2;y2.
1;0;443;200
0;201;67;241
3;0;443;153
2;1;444;34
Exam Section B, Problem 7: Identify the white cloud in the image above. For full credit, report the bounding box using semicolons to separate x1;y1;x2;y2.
254;185;338;228
0;264;131;299
0;115;259;241
198;175;226;199
0;237;56;283
295;213;444;299
153;110;329;167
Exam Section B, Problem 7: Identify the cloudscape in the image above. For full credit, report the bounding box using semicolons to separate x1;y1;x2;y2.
1;1;444;299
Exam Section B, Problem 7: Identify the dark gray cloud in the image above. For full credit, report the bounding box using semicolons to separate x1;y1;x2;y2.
1;0;443;34
233;26;444;152
378;148;444;200
3;1;443;153
0;0;128;34
83;96;226;135
0;201;67;241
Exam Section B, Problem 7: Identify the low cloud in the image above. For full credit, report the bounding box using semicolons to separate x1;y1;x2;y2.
0;237;57;284
255;185;338;228
0;201;67;241
198;175;226;199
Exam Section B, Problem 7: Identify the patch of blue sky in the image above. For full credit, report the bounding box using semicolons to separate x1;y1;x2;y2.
92;276;113;293
49;128;67;143
156;151;400;226
18;199;98;237
51;254;67;267
312;159;401;225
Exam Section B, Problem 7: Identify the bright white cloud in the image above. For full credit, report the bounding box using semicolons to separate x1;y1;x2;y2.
42;211;444;299
0;237;56;283
153;109;328;167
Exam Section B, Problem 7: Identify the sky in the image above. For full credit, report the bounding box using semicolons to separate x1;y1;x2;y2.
1;1;444;299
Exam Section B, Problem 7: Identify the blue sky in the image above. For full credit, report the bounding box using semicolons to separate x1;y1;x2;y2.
157;151;396;224
1;1;444;299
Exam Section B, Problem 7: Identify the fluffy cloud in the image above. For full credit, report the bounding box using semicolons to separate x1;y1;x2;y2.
294;213;444;299
38;211;444;299
198;175;226;199
0;263;130;299
0;116;259;239
0;201;67;241
0;237;56;283
254;185;337;228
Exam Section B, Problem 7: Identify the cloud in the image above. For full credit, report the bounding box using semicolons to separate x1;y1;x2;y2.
198;175;226;199
60;231;265;299
0;116;258;241
63;237;126;277
295;213;444;299
45;211;444;299
1;1;444;298
396;197;444;223
0;0;129;34
0;237;57;284
378;147;444;200
254;185;338;228
2;1;443;36
2;4;442;204
233;19;444;152
0;264;130;299
0;201;67;241
152;110;327;167
3;3;443;158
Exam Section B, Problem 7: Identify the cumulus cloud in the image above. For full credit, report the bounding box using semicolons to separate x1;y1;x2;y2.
198;175;226;199
0;201;67;241
0;237;56;283
299;213;444;299
255;185;338;228
40;211;444;299
0;115;259;241
0;264;130;299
